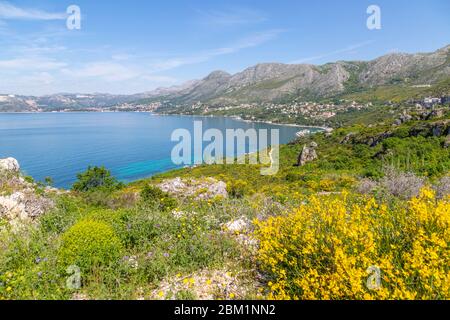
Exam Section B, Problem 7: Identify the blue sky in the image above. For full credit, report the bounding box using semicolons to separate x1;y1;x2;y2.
0;0;449;95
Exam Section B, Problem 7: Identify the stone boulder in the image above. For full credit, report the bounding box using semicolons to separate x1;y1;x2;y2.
309;141;318;148
409;120;450;138
222;217;258;252
340;132;356;144
0;157;20;172
394;112;413;126
365;132;393;147
425;109;444;120
223;217;250;233
0;190;54;227
444;135;450;148
297;142;318;166
158;177;228;200
158;177;186;193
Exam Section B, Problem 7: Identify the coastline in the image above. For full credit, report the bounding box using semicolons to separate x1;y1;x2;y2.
1;111;317;188
230;116;332;131
154;112;332;132
0;110;331;131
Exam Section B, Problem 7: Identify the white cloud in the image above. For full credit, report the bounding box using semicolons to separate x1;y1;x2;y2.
61;62;140;82
61;61;178;84
16;45;67;54
291;40;375;64
21;72;55;85
140;75;177;83
0;1;66;20
148;29;284;72
0;16;282;94
0;57;67;70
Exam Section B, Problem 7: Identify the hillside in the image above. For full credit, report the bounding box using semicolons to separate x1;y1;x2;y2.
148;45;450;107
1;111;449;300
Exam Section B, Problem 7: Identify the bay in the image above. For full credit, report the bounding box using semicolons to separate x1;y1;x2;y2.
0;112;319;188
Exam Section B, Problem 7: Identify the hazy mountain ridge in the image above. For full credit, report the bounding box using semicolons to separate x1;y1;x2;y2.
1;45;449;112
0;93;148;112
157;45;450;106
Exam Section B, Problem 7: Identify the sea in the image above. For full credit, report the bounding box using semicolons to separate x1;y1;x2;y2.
0;112;320;188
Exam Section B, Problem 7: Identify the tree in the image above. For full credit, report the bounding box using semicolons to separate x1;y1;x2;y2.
72;166;122;192
44;176;54;186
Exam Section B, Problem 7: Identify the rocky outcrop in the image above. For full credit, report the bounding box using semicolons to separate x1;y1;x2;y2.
365;132;394;147
409;120;450;137
222;217;258;252
340;132;356;144
444;135;450;148
394;112;413;126
394;109;446;126
297;142;318;166
0;191;53;224
0;157;54;227
150;267;263;300
340;119;449;149
425;109;445;120
223;217;250;233
0;157;20;172
158;177;228;200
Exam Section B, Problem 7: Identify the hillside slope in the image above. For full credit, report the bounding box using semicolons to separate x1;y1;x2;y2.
151;45;450;106
1;113;449;300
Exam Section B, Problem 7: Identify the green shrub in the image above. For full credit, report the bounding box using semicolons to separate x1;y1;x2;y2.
24;176;34;184
284;172;303;182
44;176;54;186
140;185;176;211
393;127;410;138
40;196;85;234
176;290;197;300
226;180;248;198
58;220;123;272
72;166;122;192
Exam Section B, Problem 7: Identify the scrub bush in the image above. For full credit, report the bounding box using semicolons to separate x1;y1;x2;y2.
58;220;123;272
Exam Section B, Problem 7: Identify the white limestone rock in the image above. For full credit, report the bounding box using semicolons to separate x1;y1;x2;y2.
0;157;20;172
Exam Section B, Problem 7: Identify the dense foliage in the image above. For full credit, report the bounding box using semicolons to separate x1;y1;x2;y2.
72;166;122;192
58;220;123;272
140;185;177;211
254;188;449;300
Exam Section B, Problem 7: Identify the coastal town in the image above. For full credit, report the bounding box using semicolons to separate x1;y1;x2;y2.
153;94;450;126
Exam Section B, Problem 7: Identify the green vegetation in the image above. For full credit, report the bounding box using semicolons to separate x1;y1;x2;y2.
58;220;123;272
140;184;177;211
342;78;450;103
0;110;448;300
72;166;123;192
226;180;249;198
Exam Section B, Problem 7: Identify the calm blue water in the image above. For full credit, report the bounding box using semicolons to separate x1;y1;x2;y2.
0;112;315;188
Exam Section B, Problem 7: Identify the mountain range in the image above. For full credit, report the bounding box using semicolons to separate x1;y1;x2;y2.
1;45;449;112
147;45;450;106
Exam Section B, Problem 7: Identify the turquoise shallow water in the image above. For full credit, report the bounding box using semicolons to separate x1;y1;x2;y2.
0;112;317;188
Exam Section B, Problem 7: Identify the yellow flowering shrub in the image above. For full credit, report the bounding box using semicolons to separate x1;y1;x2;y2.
319;179;334;192
254;188;449;300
